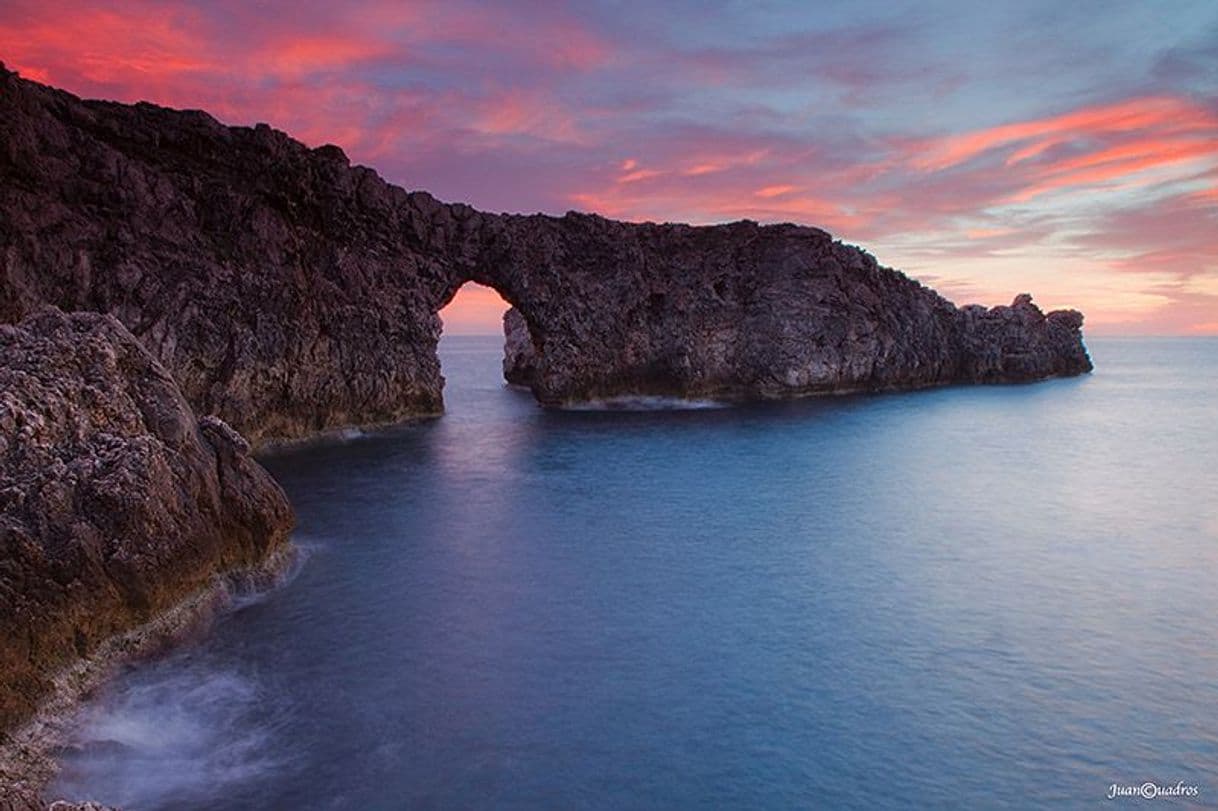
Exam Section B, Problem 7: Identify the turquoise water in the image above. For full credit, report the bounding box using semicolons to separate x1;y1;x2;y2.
50;337;1218;809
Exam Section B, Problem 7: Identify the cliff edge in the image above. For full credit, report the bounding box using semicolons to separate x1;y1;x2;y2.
0;308;293;749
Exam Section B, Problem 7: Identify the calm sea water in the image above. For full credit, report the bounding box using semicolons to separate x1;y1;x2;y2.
50;336;1218;810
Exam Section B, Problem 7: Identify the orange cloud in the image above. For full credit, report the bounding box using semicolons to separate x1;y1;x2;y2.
0;6;396;88
473;90;583;142
618;168;664;183
1189;187;1218;203
0;6;215;85
1008;137;1218;202
680;149;770;177
256;35;391;77
754;184;797;198
910;96;1216;171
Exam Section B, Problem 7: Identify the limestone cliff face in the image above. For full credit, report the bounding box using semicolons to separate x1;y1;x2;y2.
0;66;1091;444
1;66;454;446
505;287;1092;402
0;308;294;737
490;217;1092;404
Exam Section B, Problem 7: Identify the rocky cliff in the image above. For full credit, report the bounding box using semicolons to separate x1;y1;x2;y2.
0;66;1091;445
495;226;1093;403
0;308;294;745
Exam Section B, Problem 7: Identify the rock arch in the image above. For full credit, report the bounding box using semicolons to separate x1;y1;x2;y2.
0;67;1091;447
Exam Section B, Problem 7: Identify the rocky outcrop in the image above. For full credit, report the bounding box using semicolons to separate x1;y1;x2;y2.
0;308;294;741
956;294;1093;382
505;285;1091;402
502;308;539;389
490;217;1092;404
0;65;454;446
0;66;1091;445
2;785;117;811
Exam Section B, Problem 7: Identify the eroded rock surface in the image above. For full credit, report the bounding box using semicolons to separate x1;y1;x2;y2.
0;66;1091;445
0;308;294;739
492;219;1093;404
0;66;456;446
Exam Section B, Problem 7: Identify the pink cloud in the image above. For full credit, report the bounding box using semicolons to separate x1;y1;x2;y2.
907;96;1215;171
754;185;797;198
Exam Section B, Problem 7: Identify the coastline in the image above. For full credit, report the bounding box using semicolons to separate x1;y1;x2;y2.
252;413;443;456
0;545;302;810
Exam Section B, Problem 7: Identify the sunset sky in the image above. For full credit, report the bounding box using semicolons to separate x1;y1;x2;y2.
2;1;1216;334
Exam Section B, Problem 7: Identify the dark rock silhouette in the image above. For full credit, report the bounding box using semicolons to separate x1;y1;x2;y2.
0;308;293;740
0;65;1090;447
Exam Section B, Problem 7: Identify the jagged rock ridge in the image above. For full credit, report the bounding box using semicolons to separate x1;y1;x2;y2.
0;66;1091;446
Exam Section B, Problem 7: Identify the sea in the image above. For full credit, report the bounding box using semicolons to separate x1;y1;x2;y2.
48;335;1218;809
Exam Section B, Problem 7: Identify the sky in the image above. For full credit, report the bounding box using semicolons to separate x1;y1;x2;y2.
2;1;1216;335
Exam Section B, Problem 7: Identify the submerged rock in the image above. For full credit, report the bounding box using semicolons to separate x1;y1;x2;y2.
0;308;294;741
0;66;1091;446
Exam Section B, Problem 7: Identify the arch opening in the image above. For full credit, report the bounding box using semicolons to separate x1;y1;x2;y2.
438;281;509;338
436;281;544;406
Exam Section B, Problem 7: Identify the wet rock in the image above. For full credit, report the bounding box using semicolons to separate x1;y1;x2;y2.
0;308;294;737
0;787;117;811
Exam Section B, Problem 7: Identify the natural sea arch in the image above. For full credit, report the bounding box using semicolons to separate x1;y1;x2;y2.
435;279;543;395
0;68;1093;446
